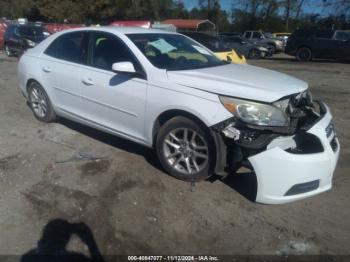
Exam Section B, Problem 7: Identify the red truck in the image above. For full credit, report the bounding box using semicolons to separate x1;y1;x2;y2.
0;20;8;50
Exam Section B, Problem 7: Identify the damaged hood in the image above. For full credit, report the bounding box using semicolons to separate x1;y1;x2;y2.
166;64;308;102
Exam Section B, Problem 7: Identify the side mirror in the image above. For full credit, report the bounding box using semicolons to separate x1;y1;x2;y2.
112;62;136;74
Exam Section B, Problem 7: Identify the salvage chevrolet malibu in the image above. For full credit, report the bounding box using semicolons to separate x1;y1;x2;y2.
18;27;339;204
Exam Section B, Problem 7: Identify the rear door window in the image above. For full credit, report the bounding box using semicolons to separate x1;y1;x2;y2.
314;30;334;39
45;31;88;64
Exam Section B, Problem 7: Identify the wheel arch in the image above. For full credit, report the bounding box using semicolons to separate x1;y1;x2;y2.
25;78;54;104
26;78;50;96
26;78;40;93
152;108;223;177
152;109;211;147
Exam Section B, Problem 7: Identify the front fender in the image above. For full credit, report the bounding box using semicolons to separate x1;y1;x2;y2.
145;83;232;145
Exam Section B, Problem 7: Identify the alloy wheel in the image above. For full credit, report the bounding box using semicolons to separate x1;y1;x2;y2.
30;86;48;118
162;128;209;175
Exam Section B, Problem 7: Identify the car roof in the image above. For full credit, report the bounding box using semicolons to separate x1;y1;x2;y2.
7;23;43;28
60;26;178;35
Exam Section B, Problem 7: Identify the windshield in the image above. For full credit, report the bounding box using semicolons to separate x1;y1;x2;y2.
127;33;227;70
19;26;44;37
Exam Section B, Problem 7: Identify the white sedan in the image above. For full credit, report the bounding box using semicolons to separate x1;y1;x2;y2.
18;27;339;204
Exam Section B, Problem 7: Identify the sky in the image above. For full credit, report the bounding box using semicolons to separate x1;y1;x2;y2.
182;0;333;17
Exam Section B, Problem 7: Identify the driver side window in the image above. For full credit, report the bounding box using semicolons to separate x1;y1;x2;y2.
90;32;139;71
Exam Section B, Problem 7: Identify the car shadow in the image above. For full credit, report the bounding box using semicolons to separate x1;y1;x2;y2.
58;117;163;170
58;117;257;202
207;172;257;202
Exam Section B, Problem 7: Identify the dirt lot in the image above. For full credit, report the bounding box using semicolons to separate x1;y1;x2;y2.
0;52;349;258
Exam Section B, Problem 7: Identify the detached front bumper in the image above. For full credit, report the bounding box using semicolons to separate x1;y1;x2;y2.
249;102;339;204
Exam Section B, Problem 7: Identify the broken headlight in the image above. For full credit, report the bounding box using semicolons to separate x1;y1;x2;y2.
219;96;289;127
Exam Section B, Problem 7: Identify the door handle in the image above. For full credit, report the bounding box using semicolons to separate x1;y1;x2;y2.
82;77;94;86
42;66;51;73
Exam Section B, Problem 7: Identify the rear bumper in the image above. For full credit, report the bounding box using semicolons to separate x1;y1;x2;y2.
249;103;339;204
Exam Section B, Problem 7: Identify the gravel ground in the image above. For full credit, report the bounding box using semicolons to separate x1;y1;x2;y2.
0;52;349;259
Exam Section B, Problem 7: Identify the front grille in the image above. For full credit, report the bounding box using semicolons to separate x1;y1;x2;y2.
330;137;338;152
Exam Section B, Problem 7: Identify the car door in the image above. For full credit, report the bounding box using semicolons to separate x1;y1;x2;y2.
5;26;18;51
333;31;350;59
311;30;337;58
40;31;88;116
341;39;350;59
79;31;148;142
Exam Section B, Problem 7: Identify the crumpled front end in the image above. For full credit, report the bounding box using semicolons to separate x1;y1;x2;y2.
249;103;339;204
211;94;340;204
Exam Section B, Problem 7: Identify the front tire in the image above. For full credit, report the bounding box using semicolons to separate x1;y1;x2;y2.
156;117;213;182
4;44;13;57
296;47;312;62
248;49;261;59
267;44;276;54
28;82;56;122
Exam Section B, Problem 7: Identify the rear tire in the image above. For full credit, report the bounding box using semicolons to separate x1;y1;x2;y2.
296;47;312;62
156;116;213;182
28;82;56;122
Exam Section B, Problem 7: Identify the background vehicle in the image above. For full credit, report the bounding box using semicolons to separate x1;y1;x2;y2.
243;30;284;53
181;31;246;64
0;19;8;50
219;35;272;59
4;23;46;56
285;29;350;62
